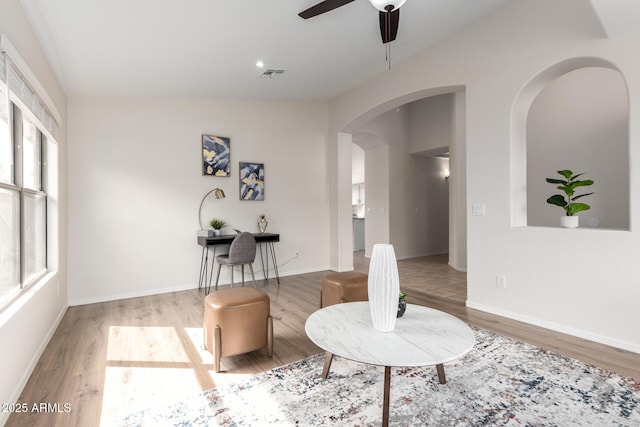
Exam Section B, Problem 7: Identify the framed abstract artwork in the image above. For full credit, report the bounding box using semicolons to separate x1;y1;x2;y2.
202;135;231;176
239;162;265;201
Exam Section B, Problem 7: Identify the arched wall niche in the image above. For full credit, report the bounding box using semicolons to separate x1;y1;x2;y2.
510;57;630;229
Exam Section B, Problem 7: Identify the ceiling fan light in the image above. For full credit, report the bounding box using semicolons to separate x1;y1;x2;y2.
368;0;407;12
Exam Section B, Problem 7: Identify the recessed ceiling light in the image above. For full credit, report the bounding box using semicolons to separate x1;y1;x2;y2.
256;61;264;68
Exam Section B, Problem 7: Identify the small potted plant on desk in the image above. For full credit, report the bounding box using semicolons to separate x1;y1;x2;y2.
397;291;407;318
546;169;594;228
209;218;227;236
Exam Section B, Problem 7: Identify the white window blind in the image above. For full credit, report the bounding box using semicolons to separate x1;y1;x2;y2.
0;53;5;84
0;51;58;138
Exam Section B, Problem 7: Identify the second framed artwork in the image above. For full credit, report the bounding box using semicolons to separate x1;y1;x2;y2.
239;162;265;201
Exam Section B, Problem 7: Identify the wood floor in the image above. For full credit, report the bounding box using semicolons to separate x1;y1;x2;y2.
353;251;467;303
7;255;640;427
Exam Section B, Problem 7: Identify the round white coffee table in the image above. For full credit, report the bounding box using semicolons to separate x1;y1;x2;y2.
305;301;474;427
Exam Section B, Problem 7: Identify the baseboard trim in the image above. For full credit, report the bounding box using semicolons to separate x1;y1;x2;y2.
396;251;448;261
69;283;197;306
68;266;330;306
466;300;640;355
2;301;67;426
449;263;467;272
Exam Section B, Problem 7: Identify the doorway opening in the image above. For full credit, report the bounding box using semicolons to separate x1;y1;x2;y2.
343;90;467;304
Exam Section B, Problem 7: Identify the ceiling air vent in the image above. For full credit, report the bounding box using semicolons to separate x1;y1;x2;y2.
260;69;286;78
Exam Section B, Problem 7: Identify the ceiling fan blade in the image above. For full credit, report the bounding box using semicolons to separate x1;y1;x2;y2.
379;8;400;43
299;0;356;19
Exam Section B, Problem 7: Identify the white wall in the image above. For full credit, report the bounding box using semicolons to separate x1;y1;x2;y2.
389;108;450;260
408;94;453;154
364;143;390;256
449;91;467;271
407;93;462;266
408;154;449;256
67;98;329;304
527;67;629;229
0;0;68;423
352;143;365;218
328;0;640;353
353;106;450;260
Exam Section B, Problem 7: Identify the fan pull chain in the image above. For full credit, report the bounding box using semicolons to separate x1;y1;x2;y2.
385;9;392;70
387;43;392;70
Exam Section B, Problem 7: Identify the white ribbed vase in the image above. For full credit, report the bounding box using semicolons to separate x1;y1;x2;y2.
368;244;400;332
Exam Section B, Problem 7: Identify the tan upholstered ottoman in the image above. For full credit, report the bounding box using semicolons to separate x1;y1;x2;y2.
320;271;368;308
204;287;273;372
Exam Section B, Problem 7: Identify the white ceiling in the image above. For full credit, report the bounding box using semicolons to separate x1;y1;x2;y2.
21;0;509;100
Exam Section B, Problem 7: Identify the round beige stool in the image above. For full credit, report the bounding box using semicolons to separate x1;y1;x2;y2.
320;271;368;308
204;287;273;372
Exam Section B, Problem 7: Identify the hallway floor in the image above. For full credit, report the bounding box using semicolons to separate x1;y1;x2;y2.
353;251;467;304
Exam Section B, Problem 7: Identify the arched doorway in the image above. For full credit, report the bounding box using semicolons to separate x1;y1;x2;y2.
333;87;468;300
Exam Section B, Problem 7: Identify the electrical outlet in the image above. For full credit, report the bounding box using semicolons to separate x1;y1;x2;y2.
496;275;507;289
472;204;486;216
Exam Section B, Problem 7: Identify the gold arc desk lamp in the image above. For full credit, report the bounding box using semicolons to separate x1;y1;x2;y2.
198;187;226;230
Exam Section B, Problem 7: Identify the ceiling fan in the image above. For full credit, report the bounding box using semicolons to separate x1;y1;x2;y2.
299;0;407;44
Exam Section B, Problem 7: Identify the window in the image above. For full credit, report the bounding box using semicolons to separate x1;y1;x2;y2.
20;113;47;284
0;80;10;182
0;187;19;299
0;77;18;301
0;40;59;305
0;84;49;304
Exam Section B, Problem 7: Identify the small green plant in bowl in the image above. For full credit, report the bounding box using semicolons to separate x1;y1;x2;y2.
397;290;407;318
209;218;227;229
209;218;227;235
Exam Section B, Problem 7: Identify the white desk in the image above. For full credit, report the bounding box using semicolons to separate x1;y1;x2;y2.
305;302;474;426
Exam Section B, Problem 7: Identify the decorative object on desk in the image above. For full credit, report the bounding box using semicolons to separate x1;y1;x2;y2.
257;214;268;233
197;229;214;237
197;187;226;229
209;218;227;236
546;169;594;228
239;162;265;201
202;135;231;176
367;243;399;332
397;290;407;318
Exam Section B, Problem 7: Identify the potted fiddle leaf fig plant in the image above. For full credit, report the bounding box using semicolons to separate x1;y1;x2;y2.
546;169;594;228
209;218;227;236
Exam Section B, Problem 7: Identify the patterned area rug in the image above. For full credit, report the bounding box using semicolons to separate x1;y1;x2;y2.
118;328;640;426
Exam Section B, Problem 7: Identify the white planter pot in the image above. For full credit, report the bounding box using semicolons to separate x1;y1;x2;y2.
213;229;222;236
560;216;579;228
